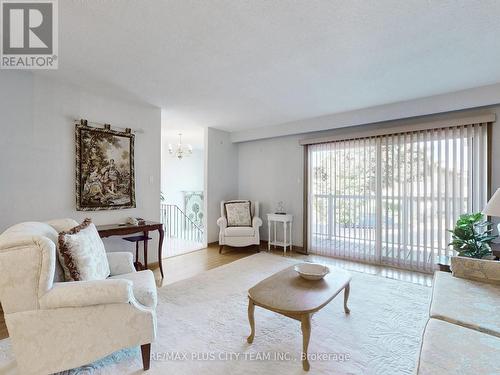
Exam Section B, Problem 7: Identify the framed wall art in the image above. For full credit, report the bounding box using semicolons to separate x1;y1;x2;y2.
75;122;136;210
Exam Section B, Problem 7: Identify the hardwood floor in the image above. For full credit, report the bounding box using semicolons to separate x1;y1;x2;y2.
152;244;259;287
0;243;432;340
153;243;433;287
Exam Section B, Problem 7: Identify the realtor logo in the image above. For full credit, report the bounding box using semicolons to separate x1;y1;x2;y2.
1;0;58;69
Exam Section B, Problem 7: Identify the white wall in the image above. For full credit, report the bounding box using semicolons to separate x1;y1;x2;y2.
161;148;204;209
238;134;304;246
205;127;238;243
0;72;162;261
236;105;500;247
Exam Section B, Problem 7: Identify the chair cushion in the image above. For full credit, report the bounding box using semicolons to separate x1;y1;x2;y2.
109;270;157;308
430;271;500;337
224;201;252;227
416;318;500;375
224;226;255;237
58;219;110;282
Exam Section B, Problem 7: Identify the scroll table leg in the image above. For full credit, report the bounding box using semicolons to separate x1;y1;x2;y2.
247;299;256;344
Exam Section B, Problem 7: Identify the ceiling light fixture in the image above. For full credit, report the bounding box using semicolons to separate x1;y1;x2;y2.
168;133;192;159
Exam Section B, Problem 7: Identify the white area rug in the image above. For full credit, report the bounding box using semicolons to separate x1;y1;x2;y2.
0;253;431;375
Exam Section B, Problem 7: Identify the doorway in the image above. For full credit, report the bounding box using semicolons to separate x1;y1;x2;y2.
161;116;206;257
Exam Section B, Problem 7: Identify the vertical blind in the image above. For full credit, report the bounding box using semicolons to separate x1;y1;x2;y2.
308;123;489;272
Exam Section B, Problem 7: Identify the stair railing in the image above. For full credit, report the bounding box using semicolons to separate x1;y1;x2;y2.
160;204;204;243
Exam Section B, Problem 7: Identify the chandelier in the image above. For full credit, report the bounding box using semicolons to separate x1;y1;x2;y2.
168;133;192;159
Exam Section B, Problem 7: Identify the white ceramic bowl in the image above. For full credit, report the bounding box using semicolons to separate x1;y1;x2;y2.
294;263;330;280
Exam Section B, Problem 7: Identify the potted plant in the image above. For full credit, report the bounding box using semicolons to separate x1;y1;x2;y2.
448;213;500;282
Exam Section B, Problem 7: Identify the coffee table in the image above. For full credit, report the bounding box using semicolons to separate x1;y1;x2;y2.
246;265;351;371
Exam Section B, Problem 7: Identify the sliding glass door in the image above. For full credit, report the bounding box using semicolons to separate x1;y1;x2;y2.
308;123;489;272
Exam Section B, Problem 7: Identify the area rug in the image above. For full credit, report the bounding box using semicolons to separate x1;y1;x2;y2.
0;253;431;375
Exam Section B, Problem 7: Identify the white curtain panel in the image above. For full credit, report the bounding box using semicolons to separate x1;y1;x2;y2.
308;123;489;272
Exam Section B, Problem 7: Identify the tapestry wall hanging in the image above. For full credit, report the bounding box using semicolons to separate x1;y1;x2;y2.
184;190;204;226
75;122;136;210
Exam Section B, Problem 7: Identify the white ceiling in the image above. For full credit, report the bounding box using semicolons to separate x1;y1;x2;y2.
41;0;500;133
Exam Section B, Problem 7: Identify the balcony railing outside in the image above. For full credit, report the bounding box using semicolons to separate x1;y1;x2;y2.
310;194;467;270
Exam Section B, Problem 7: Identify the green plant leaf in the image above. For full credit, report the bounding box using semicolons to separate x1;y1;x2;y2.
448;212;497;258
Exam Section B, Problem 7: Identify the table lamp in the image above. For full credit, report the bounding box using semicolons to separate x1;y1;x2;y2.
483;188;500;234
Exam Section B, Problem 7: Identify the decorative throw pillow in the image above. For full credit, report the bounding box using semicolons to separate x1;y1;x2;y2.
225;201;252;227
57;218;110;281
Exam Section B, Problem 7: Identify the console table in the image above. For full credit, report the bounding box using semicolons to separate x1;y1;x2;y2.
96;221;165;279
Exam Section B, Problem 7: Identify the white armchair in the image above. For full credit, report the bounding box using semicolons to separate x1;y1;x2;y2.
0;219;157;375
217;200;262;253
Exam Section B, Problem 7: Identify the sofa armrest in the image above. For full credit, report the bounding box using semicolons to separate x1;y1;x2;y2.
253;217;263;227
39;279;133;309
217;217;227;229
107;252;135;276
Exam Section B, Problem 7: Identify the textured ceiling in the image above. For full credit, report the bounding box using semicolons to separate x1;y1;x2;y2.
40;0;500;132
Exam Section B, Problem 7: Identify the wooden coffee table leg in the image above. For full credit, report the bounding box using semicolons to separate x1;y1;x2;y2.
301;314;311;371
247;299;255;343
344;283;351;314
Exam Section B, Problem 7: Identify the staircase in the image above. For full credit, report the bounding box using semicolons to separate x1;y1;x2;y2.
160;204;204;257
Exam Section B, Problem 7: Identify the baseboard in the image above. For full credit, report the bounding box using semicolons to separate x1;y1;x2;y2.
259;240;306;254
209;240;306;253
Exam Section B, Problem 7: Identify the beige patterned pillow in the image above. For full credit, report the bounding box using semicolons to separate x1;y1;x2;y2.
225;201;252;227
57;218;110;281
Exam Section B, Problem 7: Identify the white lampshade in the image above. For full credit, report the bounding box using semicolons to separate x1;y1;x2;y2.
483;188;500;217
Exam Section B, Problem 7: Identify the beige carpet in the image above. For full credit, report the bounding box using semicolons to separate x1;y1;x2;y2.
0;253;431;375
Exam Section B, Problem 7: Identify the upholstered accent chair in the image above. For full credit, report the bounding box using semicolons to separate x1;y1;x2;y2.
217;200;262;253
0;219;157;375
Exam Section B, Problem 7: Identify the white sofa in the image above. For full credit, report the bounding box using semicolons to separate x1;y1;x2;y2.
416;271;500;374
0;219;157;375
217;200;262;253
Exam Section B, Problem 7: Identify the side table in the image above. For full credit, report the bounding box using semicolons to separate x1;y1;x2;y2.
97;221;165;279
491;243;500;260
436;255;451;273
267;213;293;254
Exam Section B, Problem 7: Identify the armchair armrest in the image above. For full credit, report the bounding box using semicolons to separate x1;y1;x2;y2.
217;217;227;229
253;216;263;227
39;279;133;309
107;252;135;276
